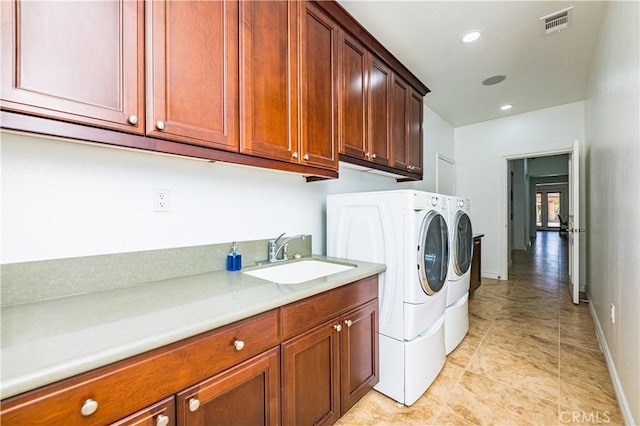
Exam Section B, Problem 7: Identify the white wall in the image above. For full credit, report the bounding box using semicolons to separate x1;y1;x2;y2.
455;101;585;279
417;106;456;193
0;106;455;263
585;1;640;423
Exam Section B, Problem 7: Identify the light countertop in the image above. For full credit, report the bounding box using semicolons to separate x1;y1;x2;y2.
1;256;385;399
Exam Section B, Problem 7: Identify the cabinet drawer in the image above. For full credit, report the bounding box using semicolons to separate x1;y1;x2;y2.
109;397;175;426
280;276;378;340
177;347;280;426
0;310;279;426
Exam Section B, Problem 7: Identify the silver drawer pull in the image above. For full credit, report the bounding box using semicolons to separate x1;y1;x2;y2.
333;324;342;332
80;399;98;416
127;115;138;125
344;319;353;328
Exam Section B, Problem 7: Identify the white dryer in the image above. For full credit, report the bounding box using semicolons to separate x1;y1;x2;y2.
327;190;449;406
443;195;473;354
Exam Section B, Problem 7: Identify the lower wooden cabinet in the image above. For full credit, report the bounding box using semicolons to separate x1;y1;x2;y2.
470;235;483;296
340;299;378;414
282;299;379;425
177;348;280;426
1;277;378;426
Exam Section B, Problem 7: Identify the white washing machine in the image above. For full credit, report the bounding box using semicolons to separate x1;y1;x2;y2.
443;195;473;354
327;190;449;406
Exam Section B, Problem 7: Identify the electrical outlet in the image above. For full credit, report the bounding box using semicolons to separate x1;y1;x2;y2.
153;188;170;212
610;303;615;324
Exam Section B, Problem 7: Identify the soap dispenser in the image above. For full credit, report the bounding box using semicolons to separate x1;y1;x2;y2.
226;242;242;271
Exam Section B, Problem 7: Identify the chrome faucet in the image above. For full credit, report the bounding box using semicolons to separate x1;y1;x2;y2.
268;233;306;263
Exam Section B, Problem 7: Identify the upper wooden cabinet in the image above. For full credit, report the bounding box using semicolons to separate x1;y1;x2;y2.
239;0;298;163
391;74;423;175
0;0;144;133
339;32;368;159
339;33;391;167
1;0;428;180
299;2;340;170
146;0;238;152
368;57;392;166
240;1;338;171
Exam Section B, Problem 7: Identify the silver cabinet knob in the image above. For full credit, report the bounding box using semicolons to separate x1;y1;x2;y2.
156;120;166;131
344;319;353;328
303;154;309;161
333;324;342;332
127;115;138;125
292;152;298;159
156;414;170;426
80;399;98;416
365;152;371;158
234;339;245;351
371;153;377;159
188;398;200;412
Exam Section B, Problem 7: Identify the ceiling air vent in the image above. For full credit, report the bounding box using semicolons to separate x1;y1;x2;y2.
540;6;573;35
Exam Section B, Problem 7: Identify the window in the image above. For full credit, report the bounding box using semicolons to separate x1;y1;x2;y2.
547;192;561;227
536;188;564;229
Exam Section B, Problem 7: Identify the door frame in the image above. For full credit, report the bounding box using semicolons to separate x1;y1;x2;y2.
500;147;573;280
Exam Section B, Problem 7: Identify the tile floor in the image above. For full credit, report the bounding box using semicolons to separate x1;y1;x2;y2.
336;232;624;425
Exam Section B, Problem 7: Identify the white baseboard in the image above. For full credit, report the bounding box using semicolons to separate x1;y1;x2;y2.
588;299;637;426
481;272;502;280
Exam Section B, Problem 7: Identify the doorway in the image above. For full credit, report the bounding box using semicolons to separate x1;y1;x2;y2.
535;184;568;230
505;152;571;272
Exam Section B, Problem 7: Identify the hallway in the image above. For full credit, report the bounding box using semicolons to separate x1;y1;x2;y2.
336;231;624;425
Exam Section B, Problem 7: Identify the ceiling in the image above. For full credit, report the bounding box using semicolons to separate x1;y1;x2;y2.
338;1;608;127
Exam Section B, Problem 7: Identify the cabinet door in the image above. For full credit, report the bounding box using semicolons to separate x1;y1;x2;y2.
407;88;424;174
110;397;175;426
240;0;298;163
177;348;280;426
390;74;410;171
299;2;339;170
147;0;238;151
368;57;391;166
340;300;379;414
1;0;144;133
282;319;341;426
339;33;368;159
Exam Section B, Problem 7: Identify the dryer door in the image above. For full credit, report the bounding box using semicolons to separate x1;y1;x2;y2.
417;211;449;295
453;211;473;276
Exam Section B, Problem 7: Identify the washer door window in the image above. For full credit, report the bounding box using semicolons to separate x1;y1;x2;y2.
417;211;449;295
453;211;473;276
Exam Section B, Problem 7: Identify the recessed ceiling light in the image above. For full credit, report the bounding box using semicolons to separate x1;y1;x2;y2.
462;31;481;43
482;75;507;86
500;104;513;111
